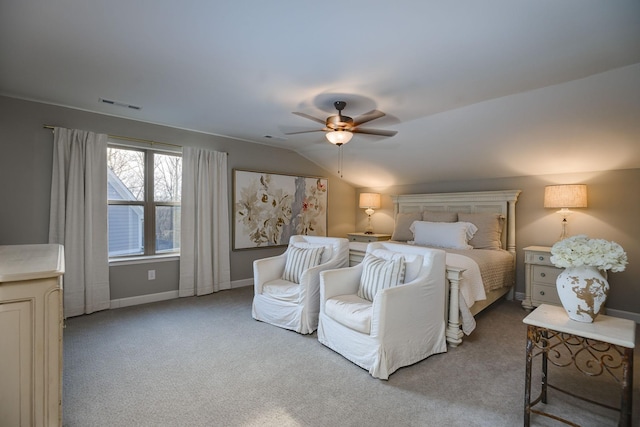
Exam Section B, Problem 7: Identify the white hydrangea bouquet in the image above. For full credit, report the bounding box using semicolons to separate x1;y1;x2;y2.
550;234;628;272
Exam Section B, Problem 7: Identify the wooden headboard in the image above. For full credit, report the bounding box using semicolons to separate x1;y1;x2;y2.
390;190;521;254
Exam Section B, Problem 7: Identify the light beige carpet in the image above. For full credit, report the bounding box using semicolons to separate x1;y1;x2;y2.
63;286;639;426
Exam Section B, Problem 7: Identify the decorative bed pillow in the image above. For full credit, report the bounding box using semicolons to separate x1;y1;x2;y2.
391;212;422;242
458;213;505;250
282;246;324;284
422;210;458;223
291;242;333;264
409;221;478;250
371;249;423;283
357;253;406;301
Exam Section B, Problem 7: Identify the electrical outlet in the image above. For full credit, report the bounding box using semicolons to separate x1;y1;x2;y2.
148;270;156;280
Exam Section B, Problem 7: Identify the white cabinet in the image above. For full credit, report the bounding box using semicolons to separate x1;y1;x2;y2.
347;232;391;243
0;244;64;427
348;244;367;266
522;246;562;310
347;234;391;266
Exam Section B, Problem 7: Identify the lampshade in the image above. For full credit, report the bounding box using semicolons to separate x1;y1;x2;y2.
326;130;353;145
359;193;381;209
544;185;588;208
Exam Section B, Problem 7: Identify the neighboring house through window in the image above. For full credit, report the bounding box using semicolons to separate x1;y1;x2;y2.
107;146;182;257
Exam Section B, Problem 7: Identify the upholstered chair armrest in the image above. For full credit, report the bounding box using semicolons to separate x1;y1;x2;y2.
370;276;445;342
253;254;287;293
298;253;347;289
296;261;333;303
319;265;363;306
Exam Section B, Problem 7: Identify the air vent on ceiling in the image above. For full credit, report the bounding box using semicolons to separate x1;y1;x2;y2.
99;98;142;110
263;135;287;141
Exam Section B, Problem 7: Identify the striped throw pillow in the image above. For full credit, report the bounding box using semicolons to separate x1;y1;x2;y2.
282;246;324;284
357;253;406;301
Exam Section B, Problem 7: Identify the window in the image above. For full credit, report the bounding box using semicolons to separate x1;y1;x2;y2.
107;146;182;257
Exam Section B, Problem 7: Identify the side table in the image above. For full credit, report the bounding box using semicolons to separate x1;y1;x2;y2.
523;304;635;426
522;246;563;310
347;233;391;266
346;232;391;243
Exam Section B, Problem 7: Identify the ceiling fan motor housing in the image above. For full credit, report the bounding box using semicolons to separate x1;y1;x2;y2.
326;114;354;131
289;99;395;138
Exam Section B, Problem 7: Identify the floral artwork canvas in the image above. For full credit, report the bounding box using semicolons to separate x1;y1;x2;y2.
233;170;328;249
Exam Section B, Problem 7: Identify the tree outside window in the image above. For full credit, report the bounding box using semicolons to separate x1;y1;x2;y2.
107;146;181;257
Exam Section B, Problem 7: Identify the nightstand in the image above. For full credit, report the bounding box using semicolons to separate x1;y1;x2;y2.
347;233;391;266
522;246;562;310
347;232;391;243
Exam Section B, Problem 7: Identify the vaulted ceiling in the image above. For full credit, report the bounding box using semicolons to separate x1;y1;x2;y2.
2;1;639;187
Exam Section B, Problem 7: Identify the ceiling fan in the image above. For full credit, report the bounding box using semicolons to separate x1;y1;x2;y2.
287;101;397;145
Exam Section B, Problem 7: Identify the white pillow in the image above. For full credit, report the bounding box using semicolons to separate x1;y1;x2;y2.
357;253;406;301
370;249;423;283
409;221;478;250
282;246;324;284
291;242;333;264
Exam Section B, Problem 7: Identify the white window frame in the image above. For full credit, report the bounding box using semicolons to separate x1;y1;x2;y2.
107;143;182;259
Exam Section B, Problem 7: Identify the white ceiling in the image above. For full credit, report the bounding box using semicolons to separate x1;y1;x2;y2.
2;1;640;187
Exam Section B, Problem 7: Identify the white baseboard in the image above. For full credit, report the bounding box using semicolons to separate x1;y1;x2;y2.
605;308;640;324
110;290;179;309
231;278;253;288
513;291;639;323
110;279;254;309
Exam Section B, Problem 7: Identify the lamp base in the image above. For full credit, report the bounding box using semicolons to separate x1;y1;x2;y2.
556;210;571;241
364;215;374;234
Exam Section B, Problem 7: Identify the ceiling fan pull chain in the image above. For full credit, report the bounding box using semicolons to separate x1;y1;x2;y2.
338;143;343;178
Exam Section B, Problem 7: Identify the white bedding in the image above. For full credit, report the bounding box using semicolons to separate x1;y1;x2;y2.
445;252;486;307
351;241;492;307
406;241;515;335
390;190;521;346
445;252;485;335
348;240;513;336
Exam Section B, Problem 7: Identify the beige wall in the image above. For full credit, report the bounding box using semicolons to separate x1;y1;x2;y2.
0;96;355;300
2;95;636;316
357;168;640;315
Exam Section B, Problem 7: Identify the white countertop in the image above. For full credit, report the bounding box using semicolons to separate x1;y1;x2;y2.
524;304;636;348
0;244;65;282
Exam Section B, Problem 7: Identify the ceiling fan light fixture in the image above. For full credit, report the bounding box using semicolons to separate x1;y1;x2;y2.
326;130;353;145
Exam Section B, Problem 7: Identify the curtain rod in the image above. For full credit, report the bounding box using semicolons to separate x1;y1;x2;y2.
43;125;182;149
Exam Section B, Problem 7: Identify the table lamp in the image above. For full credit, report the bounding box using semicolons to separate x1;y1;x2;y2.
544;184;587;240
359;193;381;234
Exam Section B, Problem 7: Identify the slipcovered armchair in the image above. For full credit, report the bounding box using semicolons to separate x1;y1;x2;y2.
317;242;447;379
252;235;349;334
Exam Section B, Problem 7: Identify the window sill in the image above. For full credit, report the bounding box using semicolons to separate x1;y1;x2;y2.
109;253;180;266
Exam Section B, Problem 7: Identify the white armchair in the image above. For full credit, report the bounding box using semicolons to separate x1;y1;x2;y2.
317;242;447;379
252;235;349;334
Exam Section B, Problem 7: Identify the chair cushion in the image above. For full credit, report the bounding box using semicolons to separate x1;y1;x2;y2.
282;246;324;284
262;278;300;302
325;294;373;334
370;249;423;283
357;253;406;301
291;242;333;264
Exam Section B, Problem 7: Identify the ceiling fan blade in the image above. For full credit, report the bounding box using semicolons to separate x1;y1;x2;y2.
352;127;398;137
353;110;385;126
284;129;326;135
292;112;326;125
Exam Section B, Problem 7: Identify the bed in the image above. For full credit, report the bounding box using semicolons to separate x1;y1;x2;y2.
350;190;521;346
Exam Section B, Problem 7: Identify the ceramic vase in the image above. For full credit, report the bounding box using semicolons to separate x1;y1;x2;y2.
556;265;609;322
